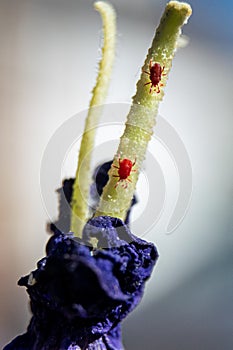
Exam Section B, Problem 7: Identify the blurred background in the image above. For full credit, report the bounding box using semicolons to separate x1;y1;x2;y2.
0;0;232;349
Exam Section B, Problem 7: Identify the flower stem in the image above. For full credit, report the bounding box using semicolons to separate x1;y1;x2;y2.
71;1;116;237
95;1;192;220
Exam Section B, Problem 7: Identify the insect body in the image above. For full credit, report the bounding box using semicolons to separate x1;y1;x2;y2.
143;60;166;93
113;158;136;188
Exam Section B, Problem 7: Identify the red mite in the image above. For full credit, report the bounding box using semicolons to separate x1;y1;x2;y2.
113;158;136;188
143;60;166;93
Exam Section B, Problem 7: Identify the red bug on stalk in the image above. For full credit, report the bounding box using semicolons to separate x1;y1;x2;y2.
113;157;136;188
143;59;166;93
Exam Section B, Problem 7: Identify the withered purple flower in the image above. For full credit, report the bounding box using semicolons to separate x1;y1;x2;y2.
4;216;158;350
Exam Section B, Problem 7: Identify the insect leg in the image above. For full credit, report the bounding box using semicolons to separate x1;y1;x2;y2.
149;59;153;69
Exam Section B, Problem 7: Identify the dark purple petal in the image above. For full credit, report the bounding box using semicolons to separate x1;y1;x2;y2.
49;178;75;235
4;217;158;350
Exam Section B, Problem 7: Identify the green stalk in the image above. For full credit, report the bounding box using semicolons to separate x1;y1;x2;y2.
71;1;116;236
95;1;192;220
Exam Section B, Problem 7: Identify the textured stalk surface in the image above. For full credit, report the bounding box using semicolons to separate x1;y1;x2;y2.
71;2;116;236
95;1;192;220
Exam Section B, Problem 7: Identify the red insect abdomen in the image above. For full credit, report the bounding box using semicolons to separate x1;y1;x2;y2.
150;63;162;86
118;159;132;179
150;73;160;86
